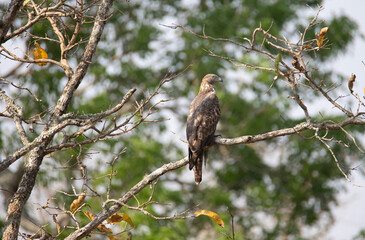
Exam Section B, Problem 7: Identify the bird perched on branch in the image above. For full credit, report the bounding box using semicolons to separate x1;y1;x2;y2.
186;74;223;184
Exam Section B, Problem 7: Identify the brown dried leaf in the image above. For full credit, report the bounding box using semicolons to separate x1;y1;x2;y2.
320;27;329;37
348;74;356;93
292;55;304;72
107;213;134;228
315;33;323;47
315;27;329;48
97;224;112;233
107;213;123;224
84;212;112;233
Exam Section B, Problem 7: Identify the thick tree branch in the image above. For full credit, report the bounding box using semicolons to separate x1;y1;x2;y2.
0;0;24;43
0;118;81;173
1;2;115;235
1;88;136;239
2;145;49;240
0;88;136;173
1;4;364;238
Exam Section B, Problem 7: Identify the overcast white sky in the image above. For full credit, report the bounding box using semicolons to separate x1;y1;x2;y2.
322;1;365;239
322;0;365;97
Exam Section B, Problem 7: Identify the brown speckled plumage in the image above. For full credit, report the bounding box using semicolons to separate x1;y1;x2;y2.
186;74;222;184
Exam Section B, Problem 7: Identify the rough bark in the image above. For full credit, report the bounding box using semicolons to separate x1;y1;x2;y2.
2;145;48;240
1;0;114;237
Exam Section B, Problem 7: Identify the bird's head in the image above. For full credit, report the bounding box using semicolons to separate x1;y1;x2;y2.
202;74;223;85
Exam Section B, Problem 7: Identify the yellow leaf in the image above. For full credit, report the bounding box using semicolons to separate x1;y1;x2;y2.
315;27;329;48
32;41;48;66
70;191;86;211
315;33;323;47
108;235;125;240
84;212;112;233
84;211;95;220
53;215;61;234
23;0;31;6
120;213;134;228
194;210;224;228
107;213;134;228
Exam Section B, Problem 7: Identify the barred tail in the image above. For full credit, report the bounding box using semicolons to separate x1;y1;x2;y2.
188;147;204;184
194;156;203;184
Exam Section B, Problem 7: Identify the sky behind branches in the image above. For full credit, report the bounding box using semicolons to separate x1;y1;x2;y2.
322;1;365;239
0;0;364;239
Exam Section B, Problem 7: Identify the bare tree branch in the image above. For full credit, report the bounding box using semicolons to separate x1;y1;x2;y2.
3;144;49;240
1;0;67;43
53;0;114;116
1;3;364;239
63;115;365;239
0;0;25;43
64;156;189;240
2;0;115;237
0;90;29;144
0;87;136;173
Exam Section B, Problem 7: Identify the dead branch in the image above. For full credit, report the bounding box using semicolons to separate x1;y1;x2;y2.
0;90;29;144
63;115;365;239
64;156;189;240
52;0;114;117
0;87;136;172
2;2;364;239
1;0;116;237
0;0;25;43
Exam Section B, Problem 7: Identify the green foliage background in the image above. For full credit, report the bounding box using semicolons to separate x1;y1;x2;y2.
1;0;364;239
